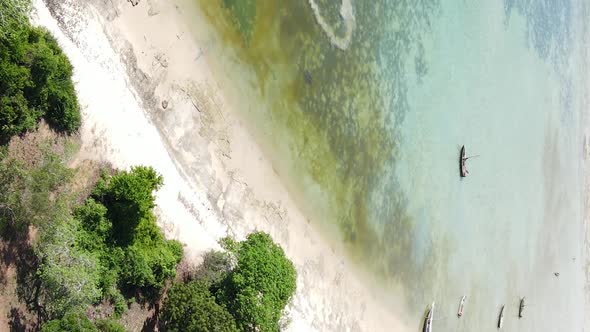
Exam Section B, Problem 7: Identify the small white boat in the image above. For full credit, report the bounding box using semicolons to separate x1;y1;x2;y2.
497;305;505;329
457;296;466;317
423;302;435;332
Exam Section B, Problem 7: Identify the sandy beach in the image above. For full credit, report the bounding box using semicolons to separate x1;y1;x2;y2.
31;0;412;330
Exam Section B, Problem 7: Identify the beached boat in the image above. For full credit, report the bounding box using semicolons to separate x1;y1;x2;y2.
423;302;435;332
498;305;505;329
457;295;466;317
519;297;525;318
460;145;467;177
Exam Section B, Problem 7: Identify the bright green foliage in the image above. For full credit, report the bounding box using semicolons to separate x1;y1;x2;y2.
30;165;180;323
160;281;238;332
92;166;163;245
216;232;296;332
120;232;183;290
163;233;296;332
40;311;98;332
94;319;127;332
0;0;31;37
75;198;111;252
41;311;126;332
84;166;181;294
0;0;80;144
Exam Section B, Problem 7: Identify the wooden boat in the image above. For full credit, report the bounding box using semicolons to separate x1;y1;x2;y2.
519;297;525;318
460;145;467;177
457;295;466;317
497;305;505;329
423;302;435;332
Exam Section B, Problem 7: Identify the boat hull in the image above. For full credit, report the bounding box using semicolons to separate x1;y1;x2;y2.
423;302;434;332
458;296;466;317
460;145;467;177
497;305;505;329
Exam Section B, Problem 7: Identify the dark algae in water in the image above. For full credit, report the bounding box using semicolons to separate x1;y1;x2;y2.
197;0;443;307
196;0;589;329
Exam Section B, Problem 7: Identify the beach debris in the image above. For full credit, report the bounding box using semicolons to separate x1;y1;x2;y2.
423;302;434;332
497;305;505;329
154;52;169;68
303;70;313;85
554;272;560;277
128;0;140;6
457;295;466;317
519;297;525;318
161;100;168;109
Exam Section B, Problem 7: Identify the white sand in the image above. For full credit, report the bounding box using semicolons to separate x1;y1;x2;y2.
32;0;411;330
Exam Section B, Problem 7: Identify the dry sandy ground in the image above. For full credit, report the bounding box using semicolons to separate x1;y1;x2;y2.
32;0;412;331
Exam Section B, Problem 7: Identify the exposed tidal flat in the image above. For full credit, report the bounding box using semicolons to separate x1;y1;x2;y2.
194;0;590;330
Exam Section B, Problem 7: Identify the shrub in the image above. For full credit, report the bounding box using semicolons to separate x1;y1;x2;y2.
41;311;126;332
0;1;80;144
92;166;163;245
78;167;181;295
215;232;296;332
160;281;238;332
95;319;126;332
41;311;97;332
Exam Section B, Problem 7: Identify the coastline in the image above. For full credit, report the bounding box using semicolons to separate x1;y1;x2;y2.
32;0;412;331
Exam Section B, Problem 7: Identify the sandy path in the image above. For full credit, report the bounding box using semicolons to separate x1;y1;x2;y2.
32;0;411;330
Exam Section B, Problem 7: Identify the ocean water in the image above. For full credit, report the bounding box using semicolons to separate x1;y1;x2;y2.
192;0;589;330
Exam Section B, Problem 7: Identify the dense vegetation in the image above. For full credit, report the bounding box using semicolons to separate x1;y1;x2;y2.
160;232;297;332
160;281;238;332
0;0;80;144
0;137;182;327
36;166;183;320
40;311;125;332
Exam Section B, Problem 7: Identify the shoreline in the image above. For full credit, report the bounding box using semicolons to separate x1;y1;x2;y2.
32;0;412;330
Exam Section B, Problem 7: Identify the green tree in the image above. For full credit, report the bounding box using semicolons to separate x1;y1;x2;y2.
160;281;238;332
95;319;127;332
0;0;31;37
41;311;97;332
32;31;80;133
41;311;126;332
63;166;183;301
0;1;80;144
92;166;163;245
119;236;183;291
75;198;111;252
216;232;296;332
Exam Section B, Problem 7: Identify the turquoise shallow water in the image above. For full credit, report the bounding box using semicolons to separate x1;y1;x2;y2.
191;0;589;330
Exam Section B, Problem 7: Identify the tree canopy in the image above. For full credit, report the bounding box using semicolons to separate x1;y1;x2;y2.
160;232;297;332
41;311;126;332
0;0;80;144
160;281;238;332
85;166;182;294
216;232;297;332
40;311;98;332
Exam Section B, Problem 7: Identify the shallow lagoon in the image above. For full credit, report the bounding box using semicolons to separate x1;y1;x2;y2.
193;0;589;329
